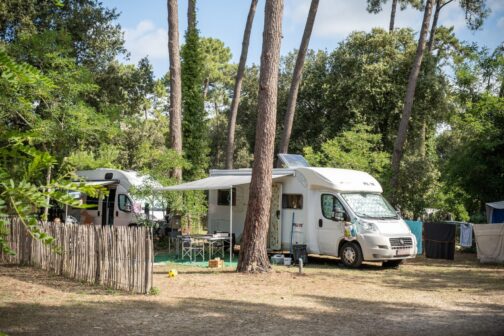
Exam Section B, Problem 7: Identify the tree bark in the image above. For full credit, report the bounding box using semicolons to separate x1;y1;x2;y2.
389;0;398;32
390;0;434;203
188;0;196;31
203;77;209;100
168;0;183;181
237;0;284;273
225;0;259;169
278;0;319;159
427;0;442;52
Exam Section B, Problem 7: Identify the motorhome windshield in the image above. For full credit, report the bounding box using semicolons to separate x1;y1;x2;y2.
341;193;397;219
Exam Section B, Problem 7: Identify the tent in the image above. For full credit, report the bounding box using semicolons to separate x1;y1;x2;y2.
154;172;292;263
486;201;504;224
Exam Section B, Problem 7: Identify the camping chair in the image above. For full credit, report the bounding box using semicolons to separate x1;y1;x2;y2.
214;232;236;255
191;238;205;262
181;237;192;260
168;230;178;252
209;236;225;259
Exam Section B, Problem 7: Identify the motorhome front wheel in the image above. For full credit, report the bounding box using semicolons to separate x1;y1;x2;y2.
340;242;363;268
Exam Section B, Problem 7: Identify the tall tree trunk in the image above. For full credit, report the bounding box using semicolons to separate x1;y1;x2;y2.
203;77;209;100
168;0;183;181
237;0;284;273
389;0;398;32
278;0;319;159
225;0;259;169
427;0;442;52
188;0;196;30
390;0;434;203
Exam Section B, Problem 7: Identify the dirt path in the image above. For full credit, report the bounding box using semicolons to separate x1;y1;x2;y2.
1;254;504;335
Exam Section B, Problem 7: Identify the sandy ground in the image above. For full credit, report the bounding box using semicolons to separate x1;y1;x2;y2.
1;253;504;336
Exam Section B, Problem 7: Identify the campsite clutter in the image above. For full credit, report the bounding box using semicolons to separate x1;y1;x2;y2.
473;224;504;263
424;222;456;260
405;220;423;254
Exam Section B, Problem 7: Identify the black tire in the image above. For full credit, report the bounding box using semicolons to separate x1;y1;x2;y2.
340;242;363;268
382;260;403;268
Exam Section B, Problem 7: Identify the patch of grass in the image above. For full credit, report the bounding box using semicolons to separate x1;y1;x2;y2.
149;287;160;296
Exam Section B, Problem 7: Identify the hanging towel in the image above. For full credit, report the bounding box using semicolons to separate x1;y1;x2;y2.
460;223;473;247
405;220;423;255
473;224;504;263
424;222;456;260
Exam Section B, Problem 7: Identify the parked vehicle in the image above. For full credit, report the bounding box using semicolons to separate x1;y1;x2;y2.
66;169;165;226
203;155;417;268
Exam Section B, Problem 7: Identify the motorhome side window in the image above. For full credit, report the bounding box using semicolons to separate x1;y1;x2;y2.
85;195;99;207
321;194;346;220
282;194;303;209
118;194;132;212
217;188;236;206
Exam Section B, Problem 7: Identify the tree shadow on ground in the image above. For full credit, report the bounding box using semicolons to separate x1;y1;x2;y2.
0;265;133;296
1;294;503;336
304;253;504;294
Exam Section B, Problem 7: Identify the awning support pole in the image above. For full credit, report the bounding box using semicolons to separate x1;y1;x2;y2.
230;186;233;265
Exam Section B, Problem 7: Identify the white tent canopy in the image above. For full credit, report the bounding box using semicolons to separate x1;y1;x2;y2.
153;173;291;263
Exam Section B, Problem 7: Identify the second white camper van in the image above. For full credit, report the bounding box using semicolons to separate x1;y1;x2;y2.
204;157;417;268
67;169;165;226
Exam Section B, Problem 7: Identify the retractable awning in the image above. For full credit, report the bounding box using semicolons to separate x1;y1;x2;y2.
80;180;118;187
153;173;291;192
153;172;292;265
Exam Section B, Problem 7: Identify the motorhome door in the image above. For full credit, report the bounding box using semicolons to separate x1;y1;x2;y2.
317;193;346;255
101;188;116;226
268;183;282;250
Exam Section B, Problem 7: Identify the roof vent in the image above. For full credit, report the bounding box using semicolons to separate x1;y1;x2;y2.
104;172;114;180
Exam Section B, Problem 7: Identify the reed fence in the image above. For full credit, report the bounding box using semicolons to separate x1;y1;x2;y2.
1;219;153;294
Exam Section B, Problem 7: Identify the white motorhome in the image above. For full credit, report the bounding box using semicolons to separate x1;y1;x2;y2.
203;156;417;268
67;169;164;226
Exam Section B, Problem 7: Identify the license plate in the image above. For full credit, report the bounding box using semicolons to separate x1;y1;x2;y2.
396;248;412;256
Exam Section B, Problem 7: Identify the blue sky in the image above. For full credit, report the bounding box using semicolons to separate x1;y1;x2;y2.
103;0;504;78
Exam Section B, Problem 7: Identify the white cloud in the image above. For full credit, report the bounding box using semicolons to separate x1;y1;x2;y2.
488;0;504;12
123;20;168;64
285;0;473;39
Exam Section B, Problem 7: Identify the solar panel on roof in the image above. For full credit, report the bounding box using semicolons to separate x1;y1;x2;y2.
277;154;310;168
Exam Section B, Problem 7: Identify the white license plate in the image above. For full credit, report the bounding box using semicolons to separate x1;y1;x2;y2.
395;248;412;256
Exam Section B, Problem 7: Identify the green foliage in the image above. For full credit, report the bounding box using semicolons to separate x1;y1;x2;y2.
148;287;160;295
0;137;102;254
65;144;121;170
438;94;504;213
303;124;390;185
181;11;209;181
366;0;422;14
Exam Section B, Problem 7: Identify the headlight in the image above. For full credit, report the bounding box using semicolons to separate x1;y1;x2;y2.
357;220;378;233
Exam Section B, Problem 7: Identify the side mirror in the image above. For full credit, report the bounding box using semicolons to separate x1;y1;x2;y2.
125;204;132;212
332;211;348;222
